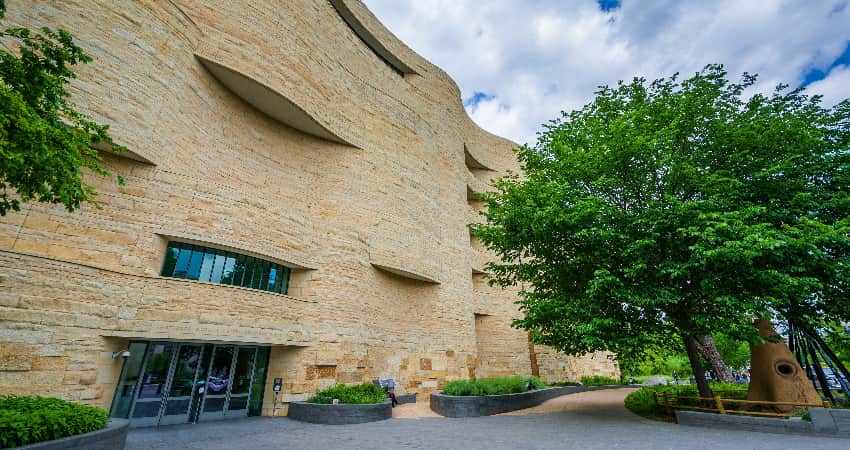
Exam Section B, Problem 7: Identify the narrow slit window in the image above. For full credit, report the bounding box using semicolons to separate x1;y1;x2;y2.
161;241;291;295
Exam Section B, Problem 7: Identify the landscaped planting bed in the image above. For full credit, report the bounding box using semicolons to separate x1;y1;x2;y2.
624;383;748;421
288;383;392;425
432;376;634;417
0;396;117;449
442;376;546;396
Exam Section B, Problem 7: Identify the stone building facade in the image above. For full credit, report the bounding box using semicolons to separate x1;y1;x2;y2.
0;0;618;425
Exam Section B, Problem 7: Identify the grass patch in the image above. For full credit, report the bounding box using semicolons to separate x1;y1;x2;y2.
442;376;546;396
623;383;747;422
0;396;108;449
307;383;386;404
580;375;621;386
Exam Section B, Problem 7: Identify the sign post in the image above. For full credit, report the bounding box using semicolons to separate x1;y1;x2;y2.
272;378;282;417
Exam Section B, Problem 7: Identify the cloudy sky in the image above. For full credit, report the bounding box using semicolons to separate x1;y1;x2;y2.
362;0;850;145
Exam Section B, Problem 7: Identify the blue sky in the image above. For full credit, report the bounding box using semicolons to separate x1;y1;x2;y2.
363;0;850;144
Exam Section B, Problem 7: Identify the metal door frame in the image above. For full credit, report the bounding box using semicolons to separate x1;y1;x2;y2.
127;342;178;427
198;344;237;421
158;343;205;426
224;346;258;418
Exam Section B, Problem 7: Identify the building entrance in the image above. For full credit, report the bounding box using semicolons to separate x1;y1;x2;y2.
109;341;269;427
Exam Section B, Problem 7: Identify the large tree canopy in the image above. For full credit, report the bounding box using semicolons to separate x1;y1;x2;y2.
0;1;122;216
473;64;850;394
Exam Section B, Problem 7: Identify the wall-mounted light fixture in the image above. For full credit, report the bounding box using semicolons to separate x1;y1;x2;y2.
112;350;131;359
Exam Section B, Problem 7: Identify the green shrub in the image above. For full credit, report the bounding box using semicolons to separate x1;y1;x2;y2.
307;383;387;404
0;396;108;449
623;383;748;421
442;376;546;396
550;381;581;386
580;375;621;386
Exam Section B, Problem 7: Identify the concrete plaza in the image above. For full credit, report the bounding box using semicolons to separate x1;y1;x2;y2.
126;389;847;449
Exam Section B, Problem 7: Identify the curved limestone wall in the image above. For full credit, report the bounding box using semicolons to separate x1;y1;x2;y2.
0;0;619;416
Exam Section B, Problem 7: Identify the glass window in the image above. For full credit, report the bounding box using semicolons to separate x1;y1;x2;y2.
242;257;255;288
231;254;246;286
160;242;291;295
210;250;226;284
267;267;277;293
198;251;215;282
187;246;203;280
221;254;236;284
251;260;264;289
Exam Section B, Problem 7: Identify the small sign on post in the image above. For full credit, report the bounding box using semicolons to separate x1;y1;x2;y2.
272;378;283;417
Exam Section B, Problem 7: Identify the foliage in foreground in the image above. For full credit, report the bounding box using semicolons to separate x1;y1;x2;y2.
580;375;621;386
0;396;108;448
306;383;387;404
442;376;546;396
473;63;850;397
0;1;124;216
624;383;747;421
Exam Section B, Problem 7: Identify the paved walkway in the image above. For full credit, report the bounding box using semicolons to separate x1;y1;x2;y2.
126;389;847;450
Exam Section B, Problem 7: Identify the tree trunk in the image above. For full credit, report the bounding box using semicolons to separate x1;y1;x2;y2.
684;334;713;397
697;335;735;382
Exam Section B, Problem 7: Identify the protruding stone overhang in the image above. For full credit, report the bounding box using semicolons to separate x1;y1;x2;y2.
195;54;355;147
464;143;495;171
91;139;155;165
370;261;440;284
328;0;418;76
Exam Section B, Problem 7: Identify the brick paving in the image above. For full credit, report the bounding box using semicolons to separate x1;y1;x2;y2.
126;389;847;449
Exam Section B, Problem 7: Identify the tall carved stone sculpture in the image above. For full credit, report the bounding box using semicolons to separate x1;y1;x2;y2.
747;319;821;408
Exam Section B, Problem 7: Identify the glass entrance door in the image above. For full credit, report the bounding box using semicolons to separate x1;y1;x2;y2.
112;341;268;427
199;345;234;421
159;344;204;425
129;343;175;427
226;347;257;417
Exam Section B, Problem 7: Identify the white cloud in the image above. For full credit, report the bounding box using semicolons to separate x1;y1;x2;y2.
807;65;850;106
363;0;850;145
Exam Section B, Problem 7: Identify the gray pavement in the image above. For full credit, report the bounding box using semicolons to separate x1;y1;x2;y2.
126;395;848;450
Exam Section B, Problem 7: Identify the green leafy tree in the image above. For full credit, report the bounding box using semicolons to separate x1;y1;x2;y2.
0;0;123;216
473;64;850;397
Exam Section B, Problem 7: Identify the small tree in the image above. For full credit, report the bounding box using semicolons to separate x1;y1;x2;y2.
473;65;850;397
0;1;123;216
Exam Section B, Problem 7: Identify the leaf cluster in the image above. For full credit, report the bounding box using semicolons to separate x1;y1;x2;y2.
306;383;387;404
0;1;123;216
441;375;546;396
0;395;108;448
473;64;850;363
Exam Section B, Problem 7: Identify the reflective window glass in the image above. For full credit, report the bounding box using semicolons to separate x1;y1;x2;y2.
187;247;204;280
210;251;226;283
160;241;291;295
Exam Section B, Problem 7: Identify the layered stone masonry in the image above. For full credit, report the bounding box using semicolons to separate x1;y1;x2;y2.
0;0;619;418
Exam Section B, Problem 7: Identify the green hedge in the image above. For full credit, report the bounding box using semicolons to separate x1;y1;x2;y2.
624;383;747;421
0;396;108;449
442;376;546;396
307;383;387;404
580;375;621;386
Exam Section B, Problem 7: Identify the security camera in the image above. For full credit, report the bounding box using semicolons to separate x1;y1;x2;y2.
112;350;131;359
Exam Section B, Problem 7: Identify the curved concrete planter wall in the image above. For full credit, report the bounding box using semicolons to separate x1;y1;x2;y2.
287;401;392;425
430;385;633;418
676;408;850;438
16;419;128;450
